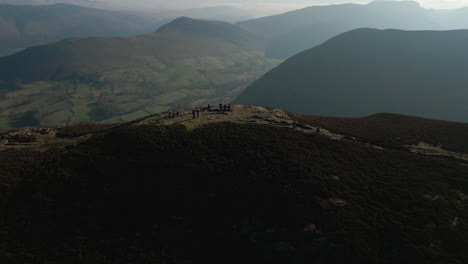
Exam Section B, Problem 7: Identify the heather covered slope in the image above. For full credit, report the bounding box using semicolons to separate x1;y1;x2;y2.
295;113;468;154
0;3;160;57
235;29;468;123
1;106;468;263
0;17;279;131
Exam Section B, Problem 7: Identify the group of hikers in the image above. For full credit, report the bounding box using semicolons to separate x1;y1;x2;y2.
167;103;232;119
167;111;183;118
166;105;323;135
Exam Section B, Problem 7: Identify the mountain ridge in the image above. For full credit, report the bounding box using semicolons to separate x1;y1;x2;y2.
236;0;465;58
0;3;161;56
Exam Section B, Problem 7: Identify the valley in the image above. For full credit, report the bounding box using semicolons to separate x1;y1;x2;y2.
0;17;280;131
0;52;278;131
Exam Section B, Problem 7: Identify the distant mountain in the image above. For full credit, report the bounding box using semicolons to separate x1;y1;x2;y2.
0;3;162;56
156;6;257;23
0;17;279;131
0;0;98;5
235;29;468;122
0;16;263;82
2;105;468;263
237;1;468;59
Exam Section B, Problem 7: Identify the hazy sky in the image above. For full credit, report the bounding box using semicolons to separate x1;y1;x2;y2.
3;0;468;12
96;0;468;10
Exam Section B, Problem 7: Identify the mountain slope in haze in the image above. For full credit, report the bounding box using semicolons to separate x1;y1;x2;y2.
235;29;468;122
0;17;280;131
1;106;467;263
0;16;263;82
0;3;162;57
237;1;468;59
156;6;257;23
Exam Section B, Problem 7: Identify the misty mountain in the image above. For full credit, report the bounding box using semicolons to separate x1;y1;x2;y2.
0;17;263;82
0;0;99;5
0;3;162;57
235;29;468;122
0;17;279;131
237;1;468;59
155;6;257;23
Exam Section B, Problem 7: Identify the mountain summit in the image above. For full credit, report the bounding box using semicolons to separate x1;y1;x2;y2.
156;16;261;47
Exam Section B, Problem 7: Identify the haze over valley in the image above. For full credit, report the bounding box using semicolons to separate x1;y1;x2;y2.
0;16;279;131
4;1;468;129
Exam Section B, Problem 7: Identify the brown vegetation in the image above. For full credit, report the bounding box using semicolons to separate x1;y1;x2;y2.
1;121;467;263
296;113;468;153
56;123;120;138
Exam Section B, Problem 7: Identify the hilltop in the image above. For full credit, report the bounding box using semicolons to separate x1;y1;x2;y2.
0;17;279;131
0;3;161;57
1;105;467;263
235;29;468;122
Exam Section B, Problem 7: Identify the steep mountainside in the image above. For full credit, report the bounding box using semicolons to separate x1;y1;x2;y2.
0;3;162;57
235;29;468;122
0;17;280;131
1;105;467;263
237;1;468;58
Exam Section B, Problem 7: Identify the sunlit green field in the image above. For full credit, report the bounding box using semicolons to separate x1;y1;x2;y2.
0;52;281;131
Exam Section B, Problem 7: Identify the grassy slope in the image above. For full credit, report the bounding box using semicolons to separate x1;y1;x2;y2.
0;115;467;263
0;17;281;131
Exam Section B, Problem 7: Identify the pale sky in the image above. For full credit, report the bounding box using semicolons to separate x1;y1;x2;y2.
97;0;468;10
3;0;468;12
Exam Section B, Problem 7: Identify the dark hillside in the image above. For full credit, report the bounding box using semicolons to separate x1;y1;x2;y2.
296;113;468;154
235;29;468;123
1;121;468;263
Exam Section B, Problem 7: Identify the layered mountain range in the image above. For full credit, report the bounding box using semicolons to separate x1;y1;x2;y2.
3;1;468;128
238;1;468;58
0;3;162;57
